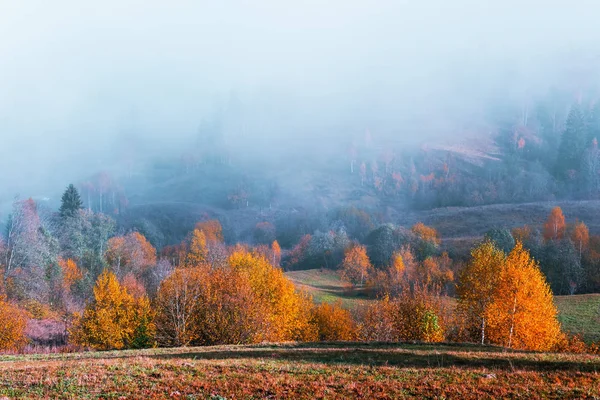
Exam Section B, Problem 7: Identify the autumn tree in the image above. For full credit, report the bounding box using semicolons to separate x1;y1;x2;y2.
485;242;562;351
58;258;83;292
0;297;27;351
571;221;590;259
408;254;454;291
359;287;446;343
59;184;83;219
2;198;56;302
195;219;223;243
359;295;399;342
311;301;357;341
457;240;505;344
543;206;566;240
228;249;315;342
411;222;440;261
156;249;316;346
186;229;207;267
271;240;281;267
105;232;156;278
70;269;155;350
393;285;445;343
340;244;373;286
154;267;207;346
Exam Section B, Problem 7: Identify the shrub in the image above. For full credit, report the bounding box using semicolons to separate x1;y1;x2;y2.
0;297;28;352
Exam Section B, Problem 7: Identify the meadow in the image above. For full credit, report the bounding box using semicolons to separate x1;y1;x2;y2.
0;342;599;399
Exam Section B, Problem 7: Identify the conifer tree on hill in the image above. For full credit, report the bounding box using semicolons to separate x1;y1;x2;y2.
59;184;83;219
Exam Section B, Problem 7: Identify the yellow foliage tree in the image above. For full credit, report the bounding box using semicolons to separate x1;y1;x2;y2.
485;242;562;351
186;229;207;267
0;297;27;351
156;249;317;346
228;249;314;342
70;270;155;350
457;240;505;344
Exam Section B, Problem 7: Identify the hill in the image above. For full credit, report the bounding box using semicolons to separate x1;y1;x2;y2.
0;342;598;399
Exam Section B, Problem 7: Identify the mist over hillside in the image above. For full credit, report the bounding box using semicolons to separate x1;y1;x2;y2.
2;1;600;208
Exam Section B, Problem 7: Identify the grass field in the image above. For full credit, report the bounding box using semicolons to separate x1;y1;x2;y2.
287;269;600;343
0;342;599;399
555;294;600;343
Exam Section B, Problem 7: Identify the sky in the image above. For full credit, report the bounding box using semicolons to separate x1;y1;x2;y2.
1;0;600;198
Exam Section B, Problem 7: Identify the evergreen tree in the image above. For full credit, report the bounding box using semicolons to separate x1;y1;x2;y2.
59;184;83;219
556;104;587;179
484;228;515;254
586;102;600;144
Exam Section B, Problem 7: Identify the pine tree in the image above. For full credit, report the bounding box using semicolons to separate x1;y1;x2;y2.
586;102;600;144
556;104;587;178
59;184;83;219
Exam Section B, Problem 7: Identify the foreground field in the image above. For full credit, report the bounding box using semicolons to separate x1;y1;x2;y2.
0;343;598;399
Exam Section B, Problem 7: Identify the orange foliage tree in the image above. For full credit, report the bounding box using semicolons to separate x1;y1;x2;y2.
228;249;315;342
340;244;373;286
485;242;562;351
359;287;446;343
311;301;357;341
366;248;408;296
458;240;562;350
195;220;223;243
571;221;590;258
156;249;317;346
0;297;27;351
543;206;566;240
105;232;156;278
271;240;281;267
58;257;83;292
411;222;440;245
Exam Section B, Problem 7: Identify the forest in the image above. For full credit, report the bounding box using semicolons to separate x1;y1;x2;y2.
0;176;598;355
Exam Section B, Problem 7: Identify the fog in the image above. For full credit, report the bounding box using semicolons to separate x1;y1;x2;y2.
1;0;600;201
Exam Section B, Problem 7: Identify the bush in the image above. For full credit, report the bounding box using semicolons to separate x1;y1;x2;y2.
0;297;28;352
311;302;357;341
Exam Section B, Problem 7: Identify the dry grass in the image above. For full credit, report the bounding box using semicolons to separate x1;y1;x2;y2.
0;342;598;399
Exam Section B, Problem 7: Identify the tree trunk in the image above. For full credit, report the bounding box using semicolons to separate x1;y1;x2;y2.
481;317;486;345
508;294;518;349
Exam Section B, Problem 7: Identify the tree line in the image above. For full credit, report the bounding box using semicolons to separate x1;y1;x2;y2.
0;186;597;353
